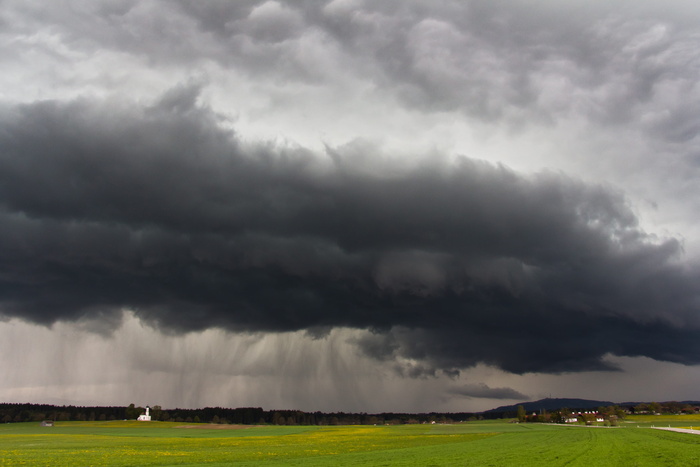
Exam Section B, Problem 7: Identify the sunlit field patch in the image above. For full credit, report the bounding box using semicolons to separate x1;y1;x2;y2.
1;418;700;466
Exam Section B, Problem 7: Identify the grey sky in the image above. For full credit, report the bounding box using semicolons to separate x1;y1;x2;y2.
1;0;699;412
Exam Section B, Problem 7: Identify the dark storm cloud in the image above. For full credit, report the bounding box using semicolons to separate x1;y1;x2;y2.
449;383;528;400
0;88;698;374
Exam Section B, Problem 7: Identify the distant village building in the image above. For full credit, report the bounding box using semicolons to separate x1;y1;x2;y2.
564;411;606;424
137;407;151;421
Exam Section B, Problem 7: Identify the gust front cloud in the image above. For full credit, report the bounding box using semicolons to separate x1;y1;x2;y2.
0;86;698;375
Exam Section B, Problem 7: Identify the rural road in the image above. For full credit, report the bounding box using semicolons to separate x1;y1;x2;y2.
652;427;700;435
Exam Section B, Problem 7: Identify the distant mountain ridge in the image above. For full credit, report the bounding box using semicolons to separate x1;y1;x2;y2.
484;398;615;414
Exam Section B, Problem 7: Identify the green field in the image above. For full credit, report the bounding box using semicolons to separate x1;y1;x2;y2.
2;416;700;466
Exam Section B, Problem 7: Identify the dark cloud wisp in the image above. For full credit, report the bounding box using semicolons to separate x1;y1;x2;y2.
448;383;528;401
0;90;698;374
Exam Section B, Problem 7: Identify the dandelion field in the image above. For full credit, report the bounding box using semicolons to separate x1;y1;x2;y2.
2;416;700;466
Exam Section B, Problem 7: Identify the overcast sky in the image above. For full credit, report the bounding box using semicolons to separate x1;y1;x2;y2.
1;0;700;413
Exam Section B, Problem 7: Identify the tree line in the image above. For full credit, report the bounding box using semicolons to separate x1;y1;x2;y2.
0;403;478;425
3;400;696;425
628;401;698;415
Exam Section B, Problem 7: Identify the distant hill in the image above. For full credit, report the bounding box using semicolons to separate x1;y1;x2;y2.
484;398;615;415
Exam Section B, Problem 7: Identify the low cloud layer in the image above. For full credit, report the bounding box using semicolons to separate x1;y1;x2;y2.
1;88;698;375
449;383;528;401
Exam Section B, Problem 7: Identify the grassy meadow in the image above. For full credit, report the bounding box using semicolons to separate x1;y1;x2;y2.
2;416;700;466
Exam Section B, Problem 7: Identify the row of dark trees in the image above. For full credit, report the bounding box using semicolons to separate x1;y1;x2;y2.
0;403;478;425
628;401;699;415
1;404;127;423
4;400;697;426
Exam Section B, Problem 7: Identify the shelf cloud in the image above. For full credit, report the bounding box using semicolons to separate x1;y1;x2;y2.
0;87;697;376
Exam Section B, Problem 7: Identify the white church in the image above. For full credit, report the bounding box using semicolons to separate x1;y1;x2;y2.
137;407;151;421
